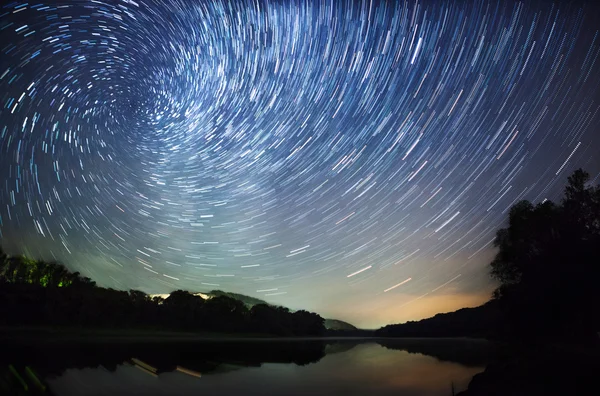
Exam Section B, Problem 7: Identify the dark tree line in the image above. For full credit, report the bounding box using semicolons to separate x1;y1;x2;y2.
377;300;504;338
0;252;324;336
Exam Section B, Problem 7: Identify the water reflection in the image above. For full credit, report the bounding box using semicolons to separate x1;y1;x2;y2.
2;339;496;395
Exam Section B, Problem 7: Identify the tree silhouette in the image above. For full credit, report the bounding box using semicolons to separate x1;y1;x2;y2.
490;168;600;338
201;295;249;332
0;250;325;336
162;290;206;329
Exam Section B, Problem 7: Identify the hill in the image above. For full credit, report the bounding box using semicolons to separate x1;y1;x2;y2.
377;300;503;338
324;319;357;331
208;290;269;307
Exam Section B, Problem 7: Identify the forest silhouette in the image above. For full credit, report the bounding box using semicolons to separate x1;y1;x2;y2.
0;251;324;336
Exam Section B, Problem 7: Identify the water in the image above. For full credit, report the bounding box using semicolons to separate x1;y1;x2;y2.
4;338;496;395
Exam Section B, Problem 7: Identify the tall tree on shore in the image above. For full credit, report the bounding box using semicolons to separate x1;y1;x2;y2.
490;169;600;337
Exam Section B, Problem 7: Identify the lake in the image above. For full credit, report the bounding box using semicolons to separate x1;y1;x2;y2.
3;338;497;395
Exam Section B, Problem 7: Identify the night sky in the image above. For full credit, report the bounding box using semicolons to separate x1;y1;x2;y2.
1;0;600;328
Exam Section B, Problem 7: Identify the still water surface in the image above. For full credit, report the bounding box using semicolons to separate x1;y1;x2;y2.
9;338;496;396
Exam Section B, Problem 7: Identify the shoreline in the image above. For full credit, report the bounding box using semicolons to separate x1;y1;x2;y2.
0;326;488;343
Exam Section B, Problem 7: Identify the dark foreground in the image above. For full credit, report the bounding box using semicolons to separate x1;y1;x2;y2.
457;341;600;396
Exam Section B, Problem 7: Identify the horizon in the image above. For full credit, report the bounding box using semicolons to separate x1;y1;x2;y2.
0;245;492;328
1;0;600;329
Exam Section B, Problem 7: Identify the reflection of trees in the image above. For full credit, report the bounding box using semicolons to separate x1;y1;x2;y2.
1;340;328;380
324;340;361;355
2;338;497;386
377;339;498;367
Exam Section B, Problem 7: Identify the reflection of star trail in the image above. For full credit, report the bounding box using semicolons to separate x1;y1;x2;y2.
1;0;600;327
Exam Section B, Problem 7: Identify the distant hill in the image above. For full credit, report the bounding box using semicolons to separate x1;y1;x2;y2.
324;319;357;331
150;290;267;306
208;290;269;307
377;300;503;338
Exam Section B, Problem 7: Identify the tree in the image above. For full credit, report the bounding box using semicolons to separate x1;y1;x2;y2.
292;310;325;336
70;272;96;288
490;168;600;337
201;295;249;332
250;304;292;335
3;256;30;283
163;290;206;329
0;246;7;275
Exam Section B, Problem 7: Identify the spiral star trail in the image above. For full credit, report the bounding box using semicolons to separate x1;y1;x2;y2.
1;0;600;327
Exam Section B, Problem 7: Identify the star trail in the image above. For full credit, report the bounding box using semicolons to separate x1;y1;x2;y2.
1;0;600;327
